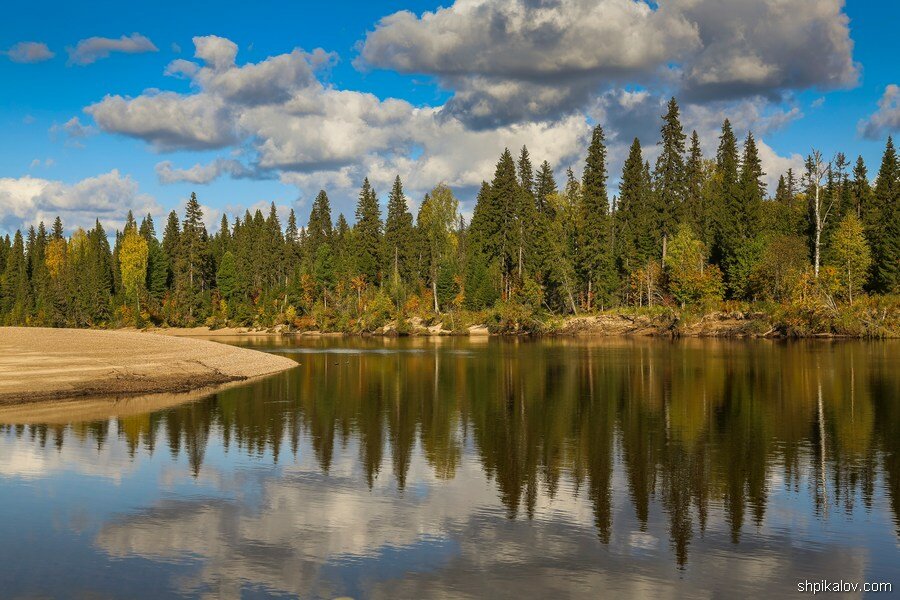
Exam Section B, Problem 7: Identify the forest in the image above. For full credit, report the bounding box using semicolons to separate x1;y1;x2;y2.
1;98;899;336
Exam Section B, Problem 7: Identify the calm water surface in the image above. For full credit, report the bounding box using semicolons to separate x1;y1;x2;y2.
1;337;899;598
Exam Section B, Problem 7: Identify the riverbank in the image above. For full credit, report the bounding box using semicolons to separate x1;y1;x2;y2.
0;327;297;405
143;306;899;339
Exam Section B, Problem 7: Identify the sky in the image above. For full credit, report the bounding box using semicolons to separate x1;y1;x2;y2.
1;0;899;235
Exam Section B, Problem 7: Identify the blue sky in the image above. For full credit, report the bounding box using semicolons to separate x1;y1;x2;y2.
1;0;898;235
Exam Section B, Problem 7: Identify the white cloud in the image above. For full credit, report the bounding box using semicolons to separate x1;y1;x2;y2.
83;34;809;217
67;33;158;66
357;0;858;125
858;84;900;140
50;117;97;146
193;35;238;71
86;91;237;151
0;170;160;233
4;41;54;63
155;158;259;184
29;158;55;169
756;139;805;194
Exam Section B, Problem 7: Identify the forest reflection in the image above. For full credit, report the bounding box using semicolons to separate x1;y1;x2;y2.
4;338;899;567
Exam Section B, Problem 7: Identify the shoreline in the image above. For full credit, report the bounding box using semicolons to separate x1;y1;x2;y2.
141;310;899;339
0;327;298;406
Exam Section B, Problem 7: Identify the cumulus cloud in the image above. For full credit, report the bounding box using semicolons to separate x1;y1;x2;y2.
86;91;237;150
67;33;158;66
85;36;590;210
858;84;900;140
50;116;97;146
3;41;54;63
0;170;160;233
358;0;858;126
83;34;806;217
155;158;262;184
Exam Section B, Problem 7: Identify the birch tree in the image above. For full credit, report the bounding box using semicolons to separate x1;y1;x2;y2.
805;150;834;278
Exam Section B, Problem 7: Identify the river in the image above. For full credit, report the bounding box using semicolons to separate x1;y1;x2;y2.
1;337;898;598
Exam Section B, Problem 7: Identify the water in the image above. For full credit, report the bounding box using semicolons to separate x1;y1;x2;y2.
1;337;898;598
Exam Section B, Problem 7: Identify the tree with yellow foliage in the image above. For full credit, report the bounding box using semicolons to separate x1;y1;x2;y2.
120;227;149;317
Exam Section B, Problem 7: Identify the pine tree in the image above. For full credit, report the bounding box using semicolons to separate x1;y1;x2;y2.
383;175;415;283
654;97;687;258
352;178;383;284
578;124;616;309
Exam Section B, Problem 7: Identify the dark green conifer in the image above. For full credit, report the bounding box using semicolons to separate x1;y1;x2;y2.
654;97;687;255
383;175;415;282
352;178;383;284
578;124;617;308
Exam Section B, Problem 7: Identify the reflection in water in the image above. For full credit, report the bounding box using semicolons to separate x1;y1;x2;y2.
1;338;898;598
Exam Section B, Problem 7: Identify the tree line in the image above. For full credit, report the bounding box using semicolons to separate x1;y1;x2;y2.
1;98;898;331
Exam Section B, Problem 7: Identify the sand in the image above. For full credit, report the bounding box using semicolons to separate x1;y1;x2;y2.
0;327;297;405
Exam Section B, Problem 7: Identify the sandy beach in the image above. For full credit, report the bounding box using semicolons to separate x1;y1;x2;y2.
0;327;297;405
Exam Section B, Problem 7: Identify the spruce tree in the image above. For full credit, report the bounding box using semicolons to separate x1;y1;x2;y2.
578;124;616;309
177;192;210;321
285;208;302;277
712;119;746;297
0;235;9;280
654;97;687;258
383;175;415;282
871;137;900;292
51;216;64;241
535;160;557;215
740;131;765;239
162;210;181;288
140;214;168;300
334;213;354;281
307;190;333;256
518;146;535;202
216;251;238;301
1;230;29;324
492;149;523;288
851;155;873;221
464;183;499;308
265;202;285;289
353;178;383;284
684;130;704;235
617;138;656;273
